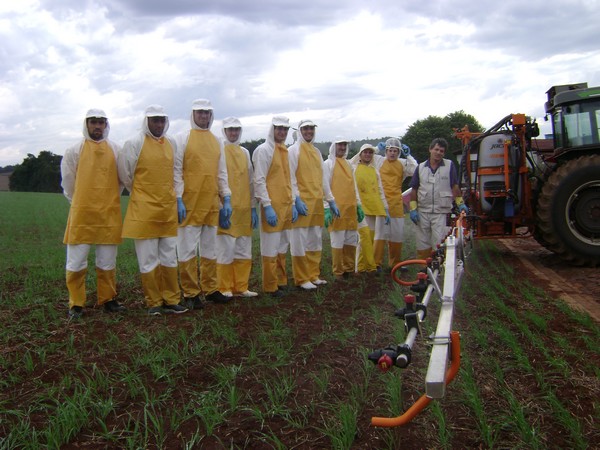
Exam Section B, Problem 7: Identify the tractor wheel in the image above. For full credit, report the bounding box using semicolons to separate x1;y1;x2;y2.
535;155;600;266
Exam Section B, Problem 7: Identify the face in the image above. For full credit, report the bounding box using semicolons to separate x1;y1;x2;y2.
429;144;446;163
360;148;374;163
386;146;400;161
193;110;212;129
224;127;241;143
335;142;347;158
86;118;107;141
273;126;289;144
300;125;315;142
147;116;167;138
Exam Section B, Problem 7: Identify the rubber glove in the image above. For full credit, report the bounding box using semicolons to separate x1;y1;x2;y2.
409;200;419;224
328;200;340;218
455;196;468;214
401;144;411;157
222;196;233;219
356;205;365;223
295;196;308;215
292;204;299;223
251;207;258;229
324;208;333;228
385;208;391;225
177;197;186;223
219;208;231;229
264;205;277;227
377;142;386;154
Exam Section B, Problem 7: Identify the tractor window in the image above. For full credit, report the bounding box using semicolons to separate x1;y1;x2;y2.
562;100;600;147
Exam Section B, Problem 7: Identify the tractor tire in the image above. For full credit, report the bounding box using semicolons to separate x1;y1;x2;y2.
535;154;600;266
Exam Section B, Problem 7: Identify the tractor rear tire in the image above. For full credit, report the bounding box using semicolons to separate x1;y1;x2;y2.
535;155;600;266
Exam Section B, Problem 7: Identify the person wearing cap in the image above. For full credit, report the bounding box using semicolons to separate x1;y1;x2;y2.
371;137;418;269
215;117;259;298
323;138;363;279
409;137;466;259
288;119;338;290
61;109;127;319
118;105;188;316
174;99;232;309
349;144;390;274
252;116;297;297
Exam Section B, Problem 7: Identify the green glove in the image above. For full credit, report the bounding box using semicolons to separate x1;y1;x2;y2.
324;208;333;228
356;205;365;223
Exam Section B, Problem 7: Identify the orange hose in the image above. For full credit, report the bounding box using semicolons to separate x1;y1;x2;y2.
371;331;461;428
390;259;427;286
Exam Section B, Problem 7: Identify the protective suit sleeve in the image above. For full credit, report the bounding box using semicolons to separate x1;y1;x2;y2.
322;159;335;203
243;147;257;208
401;154;418;178
376;168;389;210
117;134;144;193
372;154;385;170
217;140;232;198
287;143;300;200
60;141;83;203
108;139;125;195
173;132;187;197
252;144;273;207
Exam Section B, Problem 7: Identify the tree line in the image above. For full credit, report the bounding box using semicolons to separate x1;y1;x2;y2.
5;111;482;193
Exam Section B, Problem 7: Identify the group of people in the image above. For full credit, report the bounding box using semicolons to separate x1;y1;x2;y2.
61;101;466;319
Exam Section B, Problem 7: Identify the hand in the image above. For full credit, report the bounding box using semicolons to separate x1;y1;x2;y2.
356;205;365;223
324;208;333;228
385;208;391;225
410;209;419;224
458;203;468;214
264;205;277;227
292;204;299;223
222;196;233;219
401;144;411;157
219;208;231;229
328;200;340;218
377;142;386;154
177;197;186;223
251;207;258;229
295;196;308;216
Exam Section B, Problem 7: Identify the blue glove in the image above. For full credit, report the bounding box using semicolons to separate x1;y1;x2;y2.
356;205;365;223
292;204;299;223
458;203;468;214
177;197;186;223
295;196;308;215
328;200;340;218
385;208;391;225
401;144;411;157
377;142;386;154
251;207;258;229
222;196;232;219
264;205;277;227
219;208;231;229
324;208;333;228
410;209;419;224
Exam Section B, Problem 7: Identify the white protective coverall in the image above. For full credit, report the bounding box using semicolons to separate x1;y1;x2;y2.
288;119;335;288
174;99;231;302
118;105;182;308
252;116;294;294
371;137;418;268
323;139;361;278
216;117;258;297
61;109;123;309
349;144;389;273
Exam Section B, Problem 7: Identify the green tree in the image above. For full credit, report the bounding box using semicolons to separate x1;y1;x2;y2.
9;151;63;193
241;139;265;158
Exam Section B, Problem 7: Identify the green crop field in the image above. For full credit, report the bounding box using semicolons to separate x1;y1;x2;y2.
0;191;598;449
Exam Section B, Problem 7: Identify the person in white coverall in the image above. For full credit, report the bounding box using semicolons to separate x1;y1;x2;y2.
288;119;339;290
216;117;259;298
252;116;298;298
323;138;364;279
61;109;126;319
372;137;418;269
174;99;232;309
349;144;390;274
118;105;188;316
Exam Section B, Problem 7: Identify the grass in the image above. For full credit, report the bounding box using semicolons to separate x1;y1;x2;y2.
0;191;599;449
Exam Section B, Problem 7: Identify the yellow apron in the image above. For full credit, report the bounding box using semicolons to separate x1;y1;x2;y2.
218;143;251;237
122;136;178;239
355;164;385;216
330;158;357;231
293;143;324;228
380;160;404;217
63;140;122;244
181;130;221;227
261;144;293;232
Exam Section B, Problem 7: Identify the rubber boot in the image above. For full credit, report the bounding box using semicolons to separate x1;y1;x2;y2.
232;259;252;293
140;266;163;308
417;248;433;260
373;239;385;268
305;250;322;281
357;227;376;272
96;267;117;305
179;257;201;298
292;254;311;286
331;247;344;277
66;268;87;309
200;256;218;295
262;255;278;293
342;245;357;274
160;265;181;305
388;242;403;268
276;253;288;287
217;262;235;294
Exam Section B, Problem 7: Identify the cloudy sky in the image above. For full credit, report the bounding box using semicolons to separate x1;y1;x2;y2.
1;0;599;166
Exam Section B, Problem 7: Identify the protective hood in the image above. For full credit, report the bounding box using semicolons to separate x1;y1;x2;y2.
385;137;402;152
296;119;317;144
190;98;214;130
142;104;169;139
327;137;349;162
349;143;376;168
266;115;290;147
83;108;109;141
222;116;243;145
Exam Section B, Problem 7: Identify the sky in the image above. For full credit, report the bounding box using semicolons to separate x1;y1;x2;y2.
1;0;599;167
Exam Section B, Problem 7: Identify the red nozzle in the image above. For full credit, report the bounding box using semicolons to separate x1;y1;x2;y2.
377;354;393;372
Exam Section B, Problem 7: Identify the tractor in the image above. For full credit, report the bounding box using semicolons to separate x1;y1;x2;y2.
454;82;600;266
